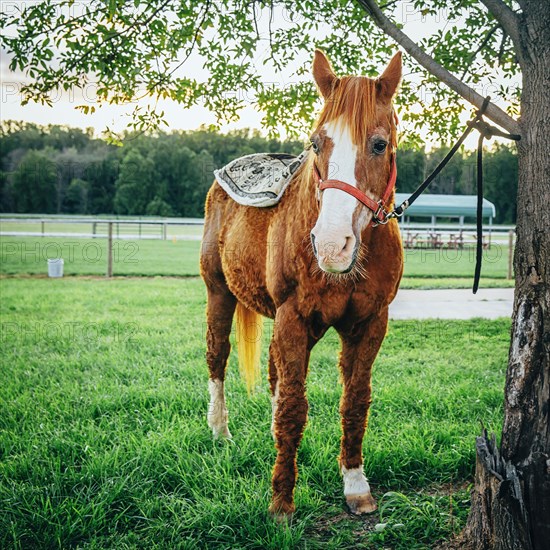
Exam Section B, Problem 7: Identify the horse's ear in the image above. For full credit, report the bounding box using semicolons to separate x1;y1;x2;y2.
376;51;402;103
313;49;338;100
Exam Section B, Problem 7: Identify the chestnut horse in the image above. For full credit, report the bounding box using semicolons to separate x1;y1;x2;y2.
200;50;403;518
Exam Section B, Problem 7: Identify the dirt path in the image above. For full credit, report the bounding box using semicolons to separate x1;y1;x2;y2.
390;288;514;319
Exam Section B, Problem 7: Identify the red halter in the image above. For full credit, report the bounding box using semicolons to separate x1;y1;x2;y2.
312;153;398;227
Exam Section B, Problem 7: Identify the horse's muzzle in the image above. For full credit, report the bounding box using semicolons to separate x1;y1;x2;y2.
310;231;358;274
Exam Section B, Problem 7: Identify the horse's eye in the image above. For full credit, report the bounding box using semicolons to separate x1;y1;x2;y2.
310;139;320;154
372;140;387;155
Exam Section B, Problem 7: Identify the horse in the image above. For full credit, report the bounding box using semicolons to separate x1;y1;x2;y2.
200;49;403;519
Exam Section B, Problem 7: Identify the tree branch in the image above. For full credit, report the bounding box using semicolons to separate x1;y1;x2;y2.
460;24;499;81
479;0;521;48
497;31;509;67
355;0;521;136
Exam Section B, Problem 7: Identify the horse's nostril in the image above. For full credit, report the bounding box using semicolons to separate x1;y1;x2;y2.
342;235;355;254
310;233;317;255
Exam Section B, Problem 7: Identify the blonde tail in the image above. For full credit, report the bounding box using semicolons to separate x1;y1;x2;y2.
235;303;262;394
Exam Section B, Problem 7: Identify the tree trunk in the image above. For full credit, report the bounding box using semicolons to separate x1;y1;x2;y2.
460;3;550;548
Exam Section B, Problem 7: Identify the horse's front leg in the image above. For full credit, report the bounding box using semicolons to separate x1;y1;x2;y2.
269;303;309;518
337;309;389;514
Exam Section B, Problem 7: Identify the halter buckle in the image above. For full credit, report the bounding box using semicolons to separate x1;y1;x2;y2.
372;201;390;226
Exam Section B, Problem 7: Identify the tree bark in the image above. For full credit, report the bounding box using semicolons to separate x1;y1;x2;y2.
459;2;550;548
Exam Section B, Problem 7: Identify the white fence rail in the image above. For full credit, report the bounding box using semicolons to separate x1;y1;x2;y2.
0;217;204;240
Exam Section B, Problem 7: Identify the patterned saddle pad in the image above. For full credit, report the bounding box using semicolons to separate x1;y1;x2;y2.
214;150;309;207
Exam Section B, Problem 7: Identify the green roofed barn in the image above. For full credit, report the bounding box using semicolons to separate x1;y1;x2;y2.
394;193;496;225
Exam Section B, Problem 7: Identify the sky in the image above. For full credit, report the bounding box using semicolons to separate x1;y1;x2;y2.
1;1;519;149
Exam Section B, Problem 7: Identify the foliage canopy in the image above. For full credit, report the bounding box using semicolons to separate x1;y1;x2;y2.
0;0;521;144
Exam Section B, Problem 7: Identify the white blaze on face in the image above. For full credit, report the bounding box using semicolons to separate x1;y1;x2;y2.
319;118;358;226
311;118;371;273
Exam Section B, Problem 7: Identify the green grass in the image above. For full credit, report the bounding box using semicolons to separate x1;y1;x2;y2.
1;236;513;285
1;237;201;277
0;277;509;548
402;246;510;279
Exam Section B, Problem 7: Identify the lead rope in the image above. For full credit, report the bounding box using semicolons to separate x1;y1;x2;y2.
473;133;485;293
389;97;520;293
471;102;520;293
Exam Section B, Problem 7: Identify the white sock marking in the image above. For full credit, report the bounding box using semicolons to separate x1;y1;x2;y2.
342;465;372;497
207;378;231;438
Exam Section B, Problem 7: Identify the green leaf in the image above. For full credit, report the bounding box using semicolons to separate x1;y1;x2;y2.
108;0;117;21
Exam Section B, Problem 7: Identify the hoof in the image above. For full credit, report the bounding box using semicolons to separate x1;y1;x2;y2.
269;500;295;522
346;493;377;515
269;510;293;524
211;425;232;439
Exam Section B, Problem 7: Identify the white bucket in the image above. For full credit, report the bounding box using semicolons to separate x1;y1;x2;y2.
47;258;64;278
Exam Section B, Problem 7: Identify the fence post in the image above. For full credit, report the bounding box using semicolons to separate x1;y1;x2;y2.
41;220;45;235
92;222;97;237
508;229;514;280
163;222;167;240
107;222;113;278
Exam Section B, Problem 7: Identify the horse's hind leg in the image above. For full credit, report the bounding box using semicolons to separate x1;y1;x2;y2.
205;285;236;438
337;309;389;514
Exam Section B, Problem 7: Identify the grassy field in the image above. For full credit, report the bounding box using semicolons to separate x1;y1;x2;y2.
0;277;510;549
0;236;514;288
0;237;202;277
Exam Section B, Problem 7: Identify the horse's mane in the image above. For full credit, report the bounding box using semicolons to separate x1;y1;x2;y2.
317;76;384;146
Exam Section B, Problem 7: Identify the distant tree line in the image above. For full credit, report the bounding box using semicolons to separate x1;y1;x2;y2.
0;121;518;223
